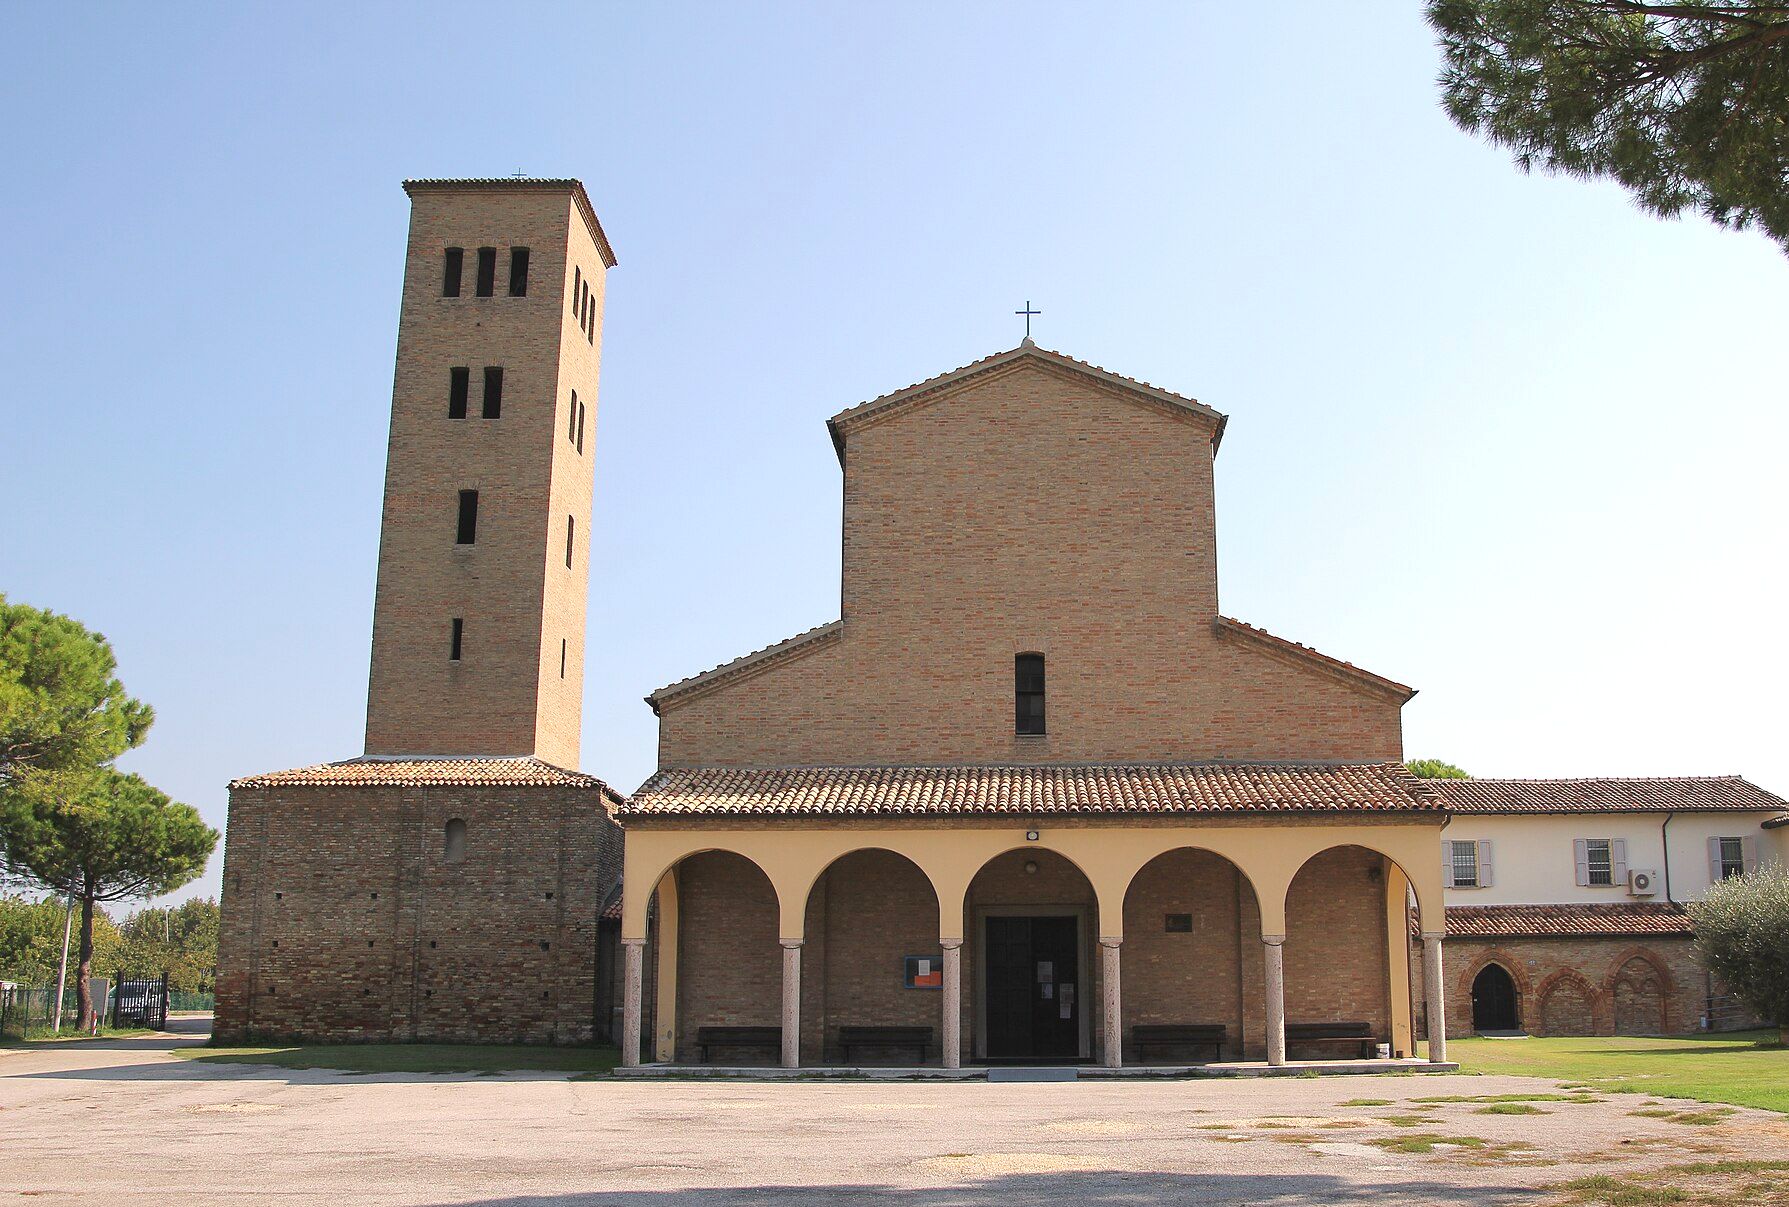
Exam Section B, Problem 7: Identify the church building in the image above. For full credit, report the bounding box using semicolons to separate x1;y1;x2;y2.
216;177;1786;1062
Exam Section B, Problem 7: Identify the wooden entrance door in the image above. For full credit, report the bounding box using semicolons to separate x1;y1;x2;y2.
984;915;1081;1061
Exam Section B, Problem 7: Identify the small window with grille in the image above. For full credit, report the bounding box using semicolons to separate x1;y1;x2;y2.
1448;840;1478;888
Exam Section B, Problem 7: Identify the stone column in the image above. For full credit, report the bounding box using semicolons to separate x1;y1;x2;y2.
620;937;646;1068
1100;938;1123;1069
1422;932;1447;1063
1263;934;1287;1067
941;939;963;1070
780;939;803;1069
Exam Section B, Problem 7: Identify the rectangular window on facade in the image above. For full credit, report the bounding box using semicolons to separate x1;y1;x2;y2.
442;247;464;297
1015;653;1046;736
1710;836;1756;881
572;266;581;314
475;246;497;296
566;515;574;568
508;247;529;296
568;390;578;442
456;490;479;545
576;401;586;453
482;367;503;419
1445;839;1492;888
449;618;463;662
1574;838;1624;887
560;638;567;679
448;367;469;419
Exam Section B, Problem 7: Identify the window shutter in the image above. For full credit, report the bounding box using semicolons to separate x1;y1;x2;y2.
1612;839;1628;885
1476;840;1493;888
1740;836;1759;875
1443;841;1454;888
1574;839;1589;886
1707;837;1724;885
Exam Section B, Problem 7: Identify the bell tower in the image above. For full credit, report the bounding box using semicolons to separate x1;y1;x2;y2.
363;178;616;768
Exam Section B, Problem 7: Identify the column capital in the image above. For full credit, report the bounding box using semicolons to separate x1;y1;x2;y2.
1261;933;1286;946
1098;936;1123;949
779;937;805;950
940;937;964;950
1420;931;1446;942
621;936;648;948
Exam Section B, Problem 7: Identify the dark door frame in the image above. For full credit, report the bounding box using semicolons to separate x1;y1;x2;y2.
973;904;1091;1061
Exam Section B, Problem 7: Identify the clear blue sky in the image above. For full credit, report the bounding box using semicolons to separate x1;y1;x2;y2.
4;4;1785;906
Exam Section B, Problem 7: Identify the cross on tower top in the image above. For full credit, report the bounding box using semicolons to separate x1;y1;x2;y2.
1015;300;1041;344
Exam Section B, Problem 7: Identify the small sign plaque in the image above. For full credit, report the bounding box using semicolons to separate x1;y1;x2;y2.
904;955;943;989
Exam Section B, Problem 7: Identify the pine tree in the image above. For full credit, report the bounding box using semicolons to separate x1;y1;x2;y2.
1428;1;1789;251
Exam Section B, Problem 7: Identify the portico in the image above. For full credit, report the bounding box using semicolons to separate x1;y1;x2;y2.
616;763;1452;1071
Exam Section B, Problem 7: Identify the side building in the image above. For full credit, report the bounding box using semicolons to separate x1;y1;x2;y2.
216;179;627;1044
1427;777;1787;1037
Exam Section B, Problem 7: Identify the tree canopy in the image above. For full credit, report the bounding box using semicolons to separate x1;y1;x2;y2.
0;597;152;789
1429;1;1789;252
0;769;215;906
1691;862;1789;1042
1406;758;1473;778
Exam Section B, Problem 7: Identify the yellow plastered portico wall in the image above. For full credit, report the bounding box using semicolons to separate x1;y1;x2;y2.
621;818;1446;944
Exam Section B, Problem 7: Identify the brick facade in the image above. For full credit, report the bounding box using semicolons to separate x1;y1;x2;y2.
653;356;1407;767
216;781;623;1044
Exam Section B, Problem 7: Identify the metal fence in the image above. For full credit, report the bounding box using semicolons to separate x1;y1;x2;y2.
0;983;77;1037
1;974;179;1037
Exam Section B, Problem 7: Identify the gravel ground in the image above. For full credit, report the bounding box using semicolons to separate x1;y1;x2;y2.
4;1025;1785;1206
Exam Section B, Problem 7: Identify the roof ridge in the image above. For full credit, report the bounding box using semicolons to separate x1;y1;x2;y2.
824;343;1227;460
1435;774;1745;785
646;620;843;712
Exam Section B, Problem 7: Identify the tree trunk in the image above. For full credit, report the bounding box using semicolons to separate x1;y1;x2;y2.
75;894;95;1032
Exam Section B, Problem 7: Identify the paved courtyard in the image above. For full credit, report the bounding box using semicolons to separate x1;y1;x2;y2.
3;1025;1785;1206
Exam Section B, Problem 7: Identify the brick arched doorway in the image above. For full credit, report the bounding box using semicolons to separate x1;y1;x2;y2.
1470;963;1519;1032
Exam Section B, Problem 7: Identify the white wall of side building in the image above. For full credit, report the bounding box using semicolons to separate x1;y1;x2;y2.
1438;812;1784;908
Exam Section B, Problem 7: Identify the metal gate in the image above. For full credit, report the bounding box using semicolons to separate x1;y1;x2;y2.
111;973;169;1030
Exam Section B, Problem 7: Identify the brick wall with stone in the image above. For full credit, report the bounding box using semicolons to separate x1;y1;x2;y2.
654;359;1406;769
1439;936;1710;1038
216;781;622;1044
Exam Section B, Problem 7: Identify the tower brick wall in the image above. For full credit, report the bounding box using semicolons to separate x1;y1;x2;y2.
364;180;611;767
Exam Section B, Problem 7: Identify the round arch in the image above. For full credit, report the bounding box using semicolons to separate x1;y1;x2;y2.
795;845;944;922
1606;947;1674;1035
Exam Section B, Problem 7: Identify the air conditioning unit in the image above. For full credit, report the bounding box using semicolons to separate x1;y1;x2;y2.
1628;869;1659;897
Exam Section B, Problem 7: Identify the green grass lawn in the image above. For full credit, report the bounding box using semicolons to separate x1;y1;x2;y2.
173;1042;621;1076
1440;1031;1788;1114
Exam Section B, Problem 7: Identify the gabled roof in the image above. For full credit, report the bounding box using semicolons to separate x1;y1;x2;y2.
1430;776;1786;814
402;178;617;268
647;620;843;715
230;756;621;800
824;342;1228;463
1213;616;1416;702
623;760;1442;818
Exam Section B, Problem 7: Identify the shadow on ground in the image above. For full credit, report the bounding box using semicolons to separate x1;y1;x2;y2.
419;1174;1533;1206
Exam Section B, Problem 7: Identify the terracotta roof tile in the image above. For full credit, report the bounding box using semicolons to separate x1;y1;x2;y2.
230;756;617;794
623;761;1441;818
1445;902;1693;939
1430;776;1785;814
